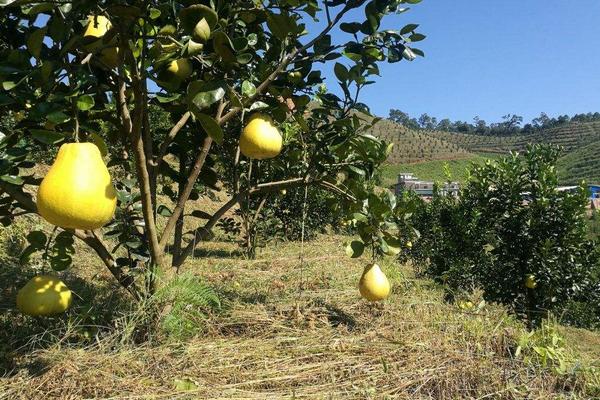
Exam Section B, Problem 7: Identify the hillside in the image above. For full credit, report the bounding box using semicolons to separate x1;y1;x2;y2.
366;118;472;164
380;155;493;187
429;121;600;155
368;118;600;184
558;140;600;184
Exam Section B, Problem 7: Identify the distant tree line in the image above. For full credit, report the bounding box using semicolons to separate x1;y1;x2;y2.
388;109;600;136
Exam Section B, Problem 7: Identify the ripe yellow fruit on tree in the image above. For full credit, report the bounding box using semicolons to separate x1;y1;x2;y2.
17;275;72;316
158;58;193;89
239;114;283;159
37;142;117;230
166;58;193;80
524;274;537;289
359;263;391;301
83;15;119;68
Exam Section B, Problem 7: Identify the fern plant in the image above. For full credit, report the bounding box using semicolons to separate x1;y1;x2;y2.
155;274;221;340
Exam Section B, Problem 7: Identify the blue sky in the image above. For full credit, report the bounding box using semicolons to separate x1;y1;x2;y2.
316;0;600;124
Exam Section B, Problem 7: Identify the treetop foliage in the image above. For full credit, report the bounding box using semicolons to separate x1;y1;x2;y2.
389;109;600;136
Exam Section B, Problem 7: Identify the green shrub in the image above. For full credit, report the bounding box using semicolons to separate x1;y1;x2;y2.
409;145;600;327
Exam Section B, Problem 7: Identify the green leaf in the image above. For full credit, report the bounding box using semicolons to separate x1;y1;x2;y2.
191;210;211;219
188;80;226;110
46;111;70;124
195;113;223;145
345;240;365;258
352;212;369;223
149;8;161;19
27;27;47;59
0;93;14;106
249;101;268;111
27;230;47;247
76;94;95;111
157;205;173;217
174;377;198;391
241;80;256;97
400;23;419;35
156;93;182;103
340;22;362;34
212;31;236;63
179;5;218;32
50;255;72;271
382;235;402;256
2;81;16;91
409;33;426;42
88;133;108;157
411;48;425;57
334;63;349;82
0;175;23;185
30;129;65;145
266;12;294;41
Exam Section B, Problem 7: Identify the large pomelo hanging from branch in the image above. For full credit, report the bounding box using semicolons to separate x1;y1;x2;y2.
82;15;119;69
239;113;283;160
37;142;117;230
359;263;391;301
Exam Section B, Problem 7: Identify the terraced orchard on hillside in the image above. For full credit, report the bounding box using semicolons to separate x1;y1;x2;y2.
369;118;600;184
430;121;600;155
558;140;600;184
366;119;471;164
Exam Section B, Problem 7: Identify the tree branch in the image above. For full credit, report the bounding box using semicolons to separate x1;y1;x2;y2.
159;135;212;249
72;230;141;300
0;182;141;299
172;175;355;267
117;31;164;275
154;111;191;168
218;5;353;126
159;100;227;250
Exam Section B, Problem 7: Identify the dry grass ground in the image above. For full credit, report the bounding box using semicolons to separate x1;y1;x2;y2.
1;231;599;399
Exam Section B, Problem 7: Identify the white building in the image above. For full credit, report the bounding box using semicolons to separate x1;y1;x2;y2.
393;172;460;198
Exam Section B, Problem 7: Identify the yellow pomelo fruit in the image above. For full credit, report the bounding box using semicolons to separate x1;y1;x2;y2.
358;263;391;301
167;58;193;80
524;274;537;289
458;300;474;310
17;275;72;316
158;58;193;89
37;142;117;230
239;114;283;160
84;15;111;38
406;241;413;248
83;15;119;68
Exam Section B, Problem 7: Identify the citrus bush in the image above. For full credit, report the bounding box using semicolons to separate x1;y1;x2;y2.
0;0;425;305
409;145;600;327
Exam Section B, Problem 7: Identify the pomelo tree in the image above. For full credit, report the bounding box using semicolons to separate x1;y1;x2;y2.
0;0;424;301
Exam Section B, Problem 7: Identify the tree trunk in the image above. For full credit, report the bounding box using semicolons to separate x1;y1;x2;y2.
173;149;187;269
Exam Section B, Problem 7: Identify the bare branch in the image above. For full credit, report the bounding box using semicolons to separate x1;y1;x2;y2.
159;135;213;249
159;100;227;249
155;111;191;167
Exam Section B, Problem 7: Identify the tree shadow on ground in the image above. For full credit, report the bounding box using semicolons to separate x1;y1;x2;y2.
0;257;131;377
310;298;357;330
192;247;245;259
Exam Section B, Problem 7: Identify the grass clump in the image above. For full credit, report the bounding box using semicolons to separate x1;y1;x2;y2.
155;273;222;341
